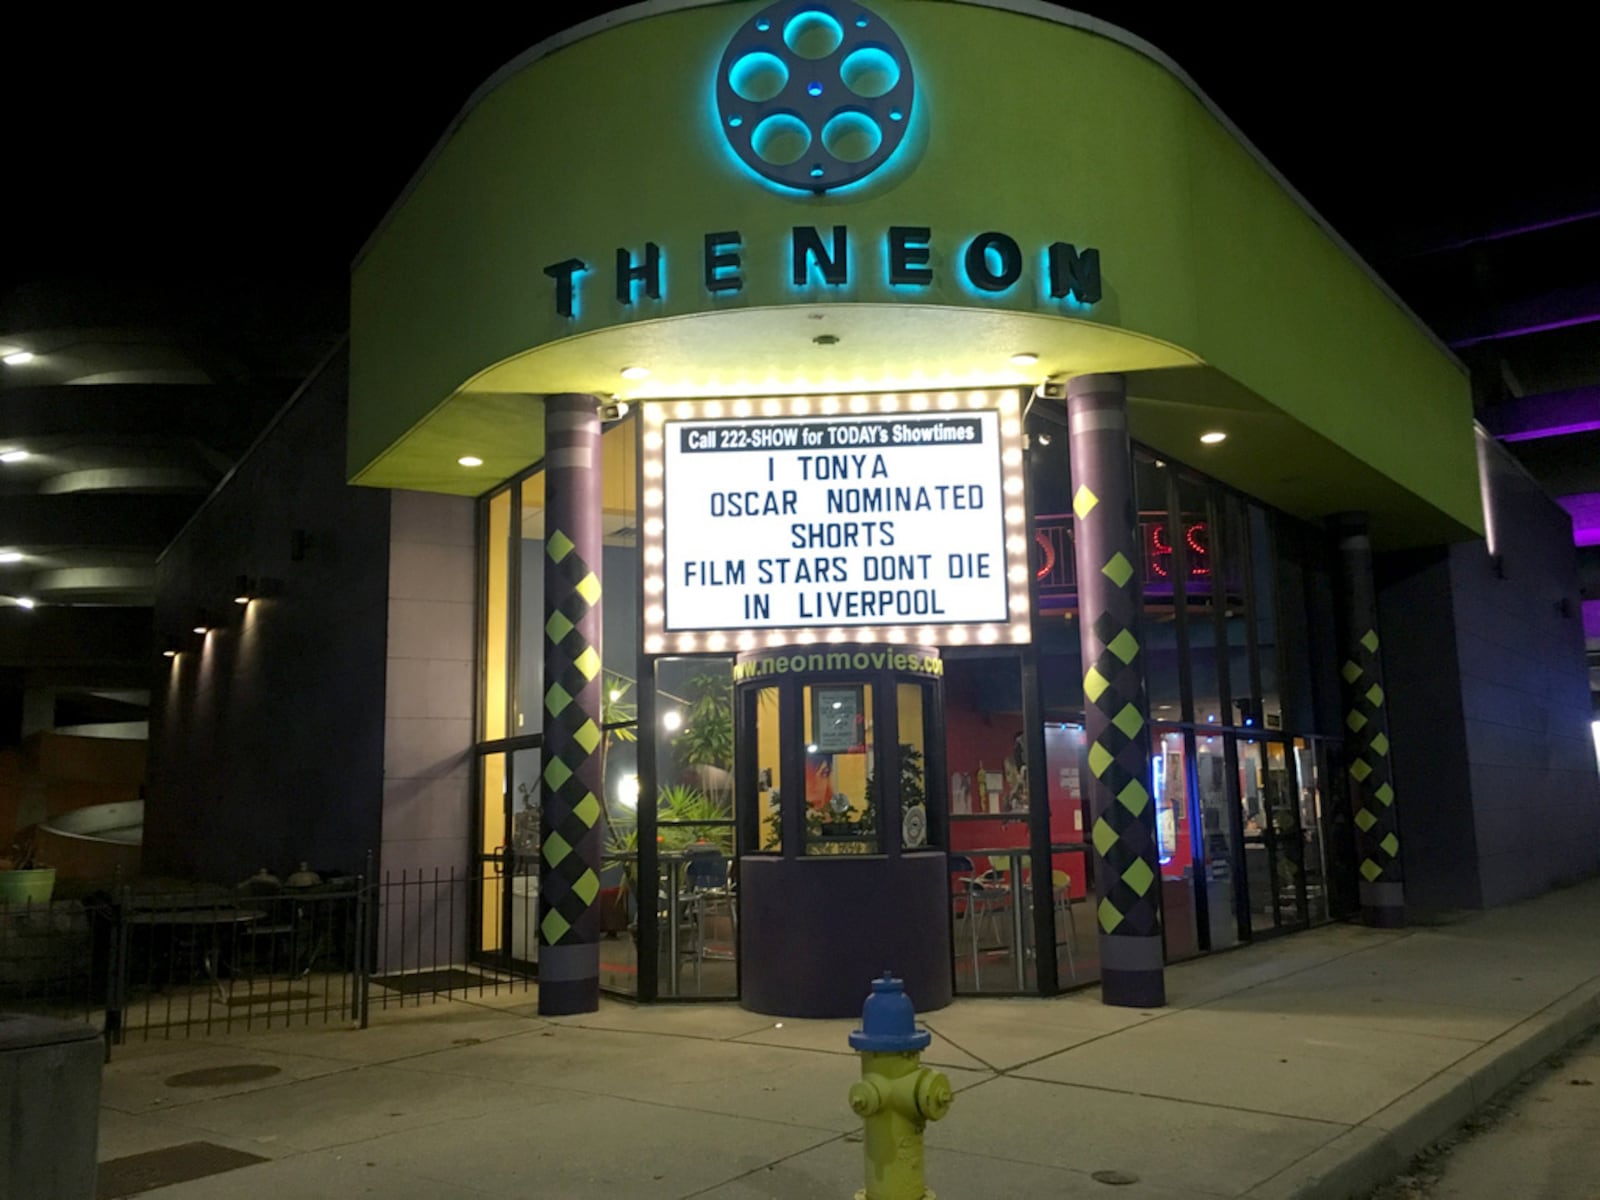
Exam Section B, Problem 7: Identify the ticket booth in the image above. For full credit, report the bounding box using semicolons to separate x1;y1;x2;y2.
734;645;952;1017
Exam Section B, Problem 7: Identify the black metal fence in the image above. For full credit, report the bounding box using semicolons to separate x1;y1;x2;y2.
0;866;540;1057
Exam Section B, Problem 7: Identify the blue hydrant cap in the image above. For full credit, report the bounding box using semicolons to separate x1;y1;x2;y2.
849;971;932;1052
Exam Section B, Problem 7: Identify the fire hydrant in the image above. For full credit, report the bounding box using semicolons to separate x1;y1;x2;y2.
847;972;954;1200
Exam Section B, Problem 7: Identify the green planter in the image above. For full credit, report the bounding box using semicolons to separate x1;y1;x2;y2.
0;868;56;906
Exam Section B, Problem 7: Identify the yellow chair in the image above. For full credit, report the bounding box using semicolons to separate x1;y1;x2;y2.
1052;869;1077;980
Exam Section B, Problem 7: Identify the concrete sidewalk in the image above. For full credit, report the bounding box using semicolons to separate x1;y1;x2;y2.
95;880;1600;1199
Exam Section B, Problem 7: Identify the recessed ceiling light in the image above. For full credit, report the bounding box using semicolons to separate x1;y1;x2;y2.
0;449;29;464
234;595;251;605
458;455;484;468
2;351;35;366
162;649;178;659
0;552;21;564
1199;431;1227;445
16;597;36;609
620;366;651;381
1009;352;1040;367
193;624;209;634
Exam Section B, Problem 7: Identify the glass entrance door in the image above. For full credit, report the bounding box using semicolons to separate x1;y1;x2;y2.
1238;738;1306;933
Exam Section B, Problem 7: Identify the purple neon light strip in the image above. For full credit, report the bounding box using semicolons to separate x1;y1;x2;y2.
1487;386;1600;442
1452;311;1600;349
1559;493;1600;548
1420;210;1600;256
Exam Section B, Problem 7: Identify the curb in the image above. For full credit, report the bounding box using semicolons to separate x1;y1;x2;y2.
1242;978;1600;1199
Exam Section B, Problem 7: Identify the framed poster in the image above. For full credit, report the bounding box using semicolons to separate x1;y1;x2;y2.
813;685;865;753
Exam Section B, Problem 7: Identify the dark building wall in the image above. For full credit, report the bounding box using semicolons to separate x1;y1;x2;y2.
146;346;391;883
1452;439;1600;905
1378;437;1600;914
1376;548;1481;912
380;490;476;880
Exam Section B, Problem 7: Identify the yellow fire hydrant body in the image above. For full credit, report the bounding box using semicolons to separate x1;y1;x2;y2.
848;974;954;1200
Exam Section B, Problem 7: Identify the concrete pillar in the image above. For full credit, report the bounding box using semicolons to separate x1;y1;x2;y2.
1329;512;1405;928
1067;374;1165;1008
537;394;606;1015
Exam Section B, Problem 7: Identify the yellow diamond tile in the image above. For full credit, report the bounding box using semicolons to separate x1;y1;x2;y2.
1097;897;1123;933
1366;683;1385;707
1361;629;1380;653
574;646;602;681
1346;710;1367;732
547;530;575;563
572;869;600;906
543;830;571;867
1360;858;1383;882
544;757;572;790
1354;807;1376;831
1083;666;1110;703
1101;552;1134;588
1375;782;1394;807
573;719;601;755
545;610;574;642
545;681;572;717
541;909;570;944
1380;833;1399;857
1107;628;1139;664
1349;758;1371;782
1121;857;1155;896
573;791;601;828
1112;703;1144;739
576;572;601;605
1092;816;1118;857
1073;485;1099;520
1342;660;1362;684
1371;731;1389;756
1088;742;1113;778
1117;778;1149;816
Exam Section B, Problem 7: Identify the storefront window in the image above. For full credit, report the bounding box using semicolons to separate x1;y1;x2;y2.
801;683;877;854
753;686;782;852
1134;452;1182;718
1249;505;1283;731
1042;721;1093;987
1152;726;1199;960
1194;729;1239;949
896;683;932;850
483;490;512;740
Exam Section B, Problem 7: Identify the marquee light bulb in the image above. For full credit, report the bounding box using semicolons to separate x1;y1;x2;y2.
644;488;663;508
645;404;667;424
644;546;664;565
644;431;664;450
620;365;651;380
1009;353;1039;367
645;634;665;653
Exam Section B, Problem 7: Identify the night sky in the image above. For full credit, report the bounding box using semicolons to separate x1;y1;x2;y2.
4;4;1595;289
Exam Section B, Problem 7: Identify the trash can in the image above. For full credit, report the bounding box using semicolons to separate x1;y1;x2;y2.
1;1013;102;1200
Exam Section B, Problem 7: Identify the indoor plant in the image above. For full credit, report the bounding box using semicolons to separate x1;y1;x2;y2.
0;832;56;906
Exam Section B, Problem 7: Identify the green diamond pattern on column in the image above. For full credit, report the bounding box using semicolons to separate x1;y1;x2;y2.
1360;858;1383;882
1380;833;1399;857
1112;703;1144;739
573;719;601;755
1101;552;1134;587
1361;629;1380;653
1107;628;1139;663
545;610;574;642
547;530;575;562
1098;897;1123;932
572;869;600;905
1349;758;1371;782
1366;683;1385;707
1088;742;1113;778
1092;816;1118;856
574;647;601;681
544;756;573;790
1121;857;1155;896
1073;485;1099;520
543;830;572;867
545;681;572;717
1376;782;1394;806
1342;660;1362;684
1083;666;1110;702
1355;807;1376;831
1117;778;1149;816
1346;710;1367;732
1371;731;1389;756
572;791;601;828
541;909;571;944
576;572;601;605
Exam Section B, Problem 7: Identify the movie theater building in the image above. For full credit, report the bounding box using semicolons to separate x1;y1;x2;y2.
148;0;1600;1018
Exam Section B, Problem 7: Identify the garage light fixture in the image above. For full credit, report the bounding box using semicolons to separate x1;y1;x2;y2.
458;455;484;468
0;449;29;464
1199;431;1227;445
2;351;35;366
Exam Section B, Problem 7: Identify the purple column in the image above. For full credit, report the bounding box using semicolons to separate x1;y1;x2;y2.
1067;374;1165;1008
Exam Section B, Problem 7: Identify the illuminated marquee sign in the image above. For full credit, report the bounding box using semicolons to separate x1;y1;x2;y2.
640;391;1032;654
